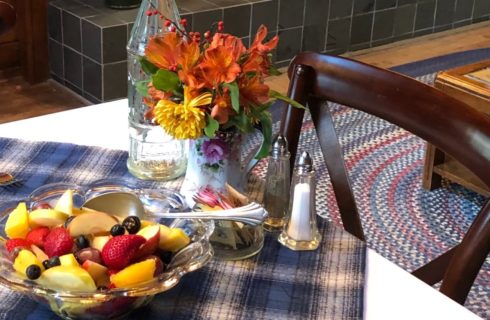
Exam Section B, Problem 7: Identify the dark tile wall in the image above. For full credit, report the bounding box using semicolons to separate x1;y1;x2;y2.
48;0;490;102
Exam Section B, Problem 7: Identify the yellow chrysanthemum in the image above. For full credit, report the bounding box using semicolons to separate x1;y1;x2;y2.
153;87;212;139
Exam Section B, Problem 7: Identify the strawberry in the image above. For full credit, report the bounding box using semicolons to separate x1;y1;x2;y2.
44;227;73;257
26;227;50;249
101;235;146;270
5;238;31;253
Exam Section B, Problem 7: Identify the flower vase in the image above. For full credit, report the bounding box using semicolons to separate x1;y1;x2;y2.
126;0;187;181
180;131;264;260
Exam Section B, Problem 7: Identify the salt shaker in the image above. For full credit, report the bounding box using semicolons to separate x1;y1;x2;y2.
263;135;290;232
278;151;321;250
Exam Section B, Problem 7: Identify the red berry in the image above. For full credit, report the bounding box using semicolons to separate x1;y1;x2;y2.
217;25;224;32
101;235;146;270
218;20;224;26
145;9;152;16
164;19;171;27
152;9;158;15
25;227;50;249
160;15;164;20
44;227;73;258
5;238;31;253
180;18;187;27
170;26;176;32
204;31;211;39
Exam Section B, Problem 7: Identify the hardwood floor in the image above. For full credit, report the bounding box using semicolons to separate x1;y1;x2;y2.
0;68;88;124
266;20;490;94
0;21;489;124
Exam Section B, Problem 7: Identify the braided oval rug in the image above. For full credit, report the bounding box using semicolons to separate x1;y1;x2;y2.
255;67;489;318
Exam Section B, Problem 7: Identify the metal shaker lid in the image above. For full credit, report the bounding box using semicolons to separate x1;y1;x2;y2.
271;135;290;158
297;151;313;173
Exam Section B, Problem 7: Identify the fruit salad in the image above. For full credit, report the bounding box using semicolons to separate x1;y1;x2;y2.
2;189;191;292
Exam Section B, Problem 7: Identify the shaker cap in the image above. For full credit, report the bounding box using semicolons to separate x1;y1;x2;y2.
271;135;290;158
297;151;313;173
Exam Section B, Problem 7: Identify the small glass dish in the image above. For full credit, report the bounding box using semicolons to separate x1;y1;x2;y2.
0;181;214;319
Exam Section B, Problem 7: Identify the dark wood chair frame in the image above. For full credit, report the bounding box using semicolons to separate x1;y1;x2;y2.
280;52;490;305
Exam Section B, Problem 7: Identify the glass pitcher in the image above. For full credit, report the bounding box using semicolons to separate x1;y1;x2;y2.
126;0;187;181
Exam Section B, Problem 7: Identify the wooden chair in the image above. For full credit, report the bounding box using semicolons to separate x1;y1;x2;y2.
280;52;490;305
0;1;15;36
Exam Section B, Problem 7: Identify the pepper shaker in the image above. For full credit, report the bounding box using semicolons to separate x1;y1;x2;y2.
263;135;291;231
278;151;321;250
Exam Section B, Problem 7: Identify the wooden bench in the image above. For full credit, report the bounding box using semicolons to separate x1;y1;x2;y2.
422;60;490;196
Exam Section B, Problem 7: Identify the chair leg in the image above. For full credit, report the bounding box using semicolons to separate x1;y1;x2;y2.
411;246;458;285
422;143;444;190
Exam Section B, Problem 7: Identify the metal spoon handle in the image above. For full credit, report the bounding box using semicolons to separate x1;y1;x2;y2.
151;202;268;226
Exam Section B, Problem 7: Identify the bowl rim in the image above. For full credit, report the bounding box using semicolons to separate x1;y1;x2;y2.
0;181;214;299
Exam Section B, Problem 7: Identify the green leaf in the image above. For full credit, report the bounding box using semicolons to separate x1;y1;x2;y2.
224;82;240;113
269;90;305;109
135;80;150;97
204;115;219;138
268;65;282;76
255;110;273;159
152;69;180;92
138;57;159;75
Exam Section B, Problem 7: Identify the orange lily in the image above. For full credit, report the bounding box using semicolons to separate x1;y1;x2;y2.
200;46;241;88
249;25;279;54
209;33;246;61
211;91;234;124
178;40;206;88
239;75;270;108
145;33;181;70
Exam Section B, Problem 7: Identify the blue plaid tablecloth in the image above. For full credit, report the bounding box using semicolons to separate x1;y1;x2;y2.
0;137;365;319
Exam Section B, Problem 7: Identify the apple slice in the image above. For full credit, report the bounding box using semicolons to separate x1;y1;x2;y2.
38;265;97;292
67;211;118;237
30;244;49;263
90;235;111;252
60;253;79;267
134;225;160;259
29;209;69;228
54;189;73;216
82;260;109;287
159;227;190;252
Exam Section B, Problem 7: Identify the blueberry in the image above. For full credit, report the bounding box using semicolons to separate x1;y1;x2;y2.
122;216;141;234
75;235;89;250
110;224;125;236
26;265;42;280
44;256;61;269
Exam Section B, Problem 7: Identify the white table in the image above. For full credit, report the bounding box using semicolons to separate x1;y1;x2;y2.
0;100;481;320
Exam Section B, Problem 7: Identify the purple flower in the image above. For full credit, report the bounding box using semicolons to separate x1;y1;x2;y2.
201;138;230;165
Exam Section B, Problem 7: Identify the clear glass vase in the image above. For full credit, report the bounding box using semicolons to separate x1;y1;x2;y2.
126;0;187;181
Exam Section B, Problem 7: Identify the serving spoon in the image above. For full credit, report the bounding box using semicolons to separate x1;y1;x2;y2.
83;192;268;226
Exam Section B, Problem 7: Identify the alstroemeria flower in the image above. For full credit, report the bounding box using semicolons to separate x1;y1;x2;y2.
241;50;271;76
209;33;246;61
153;87;212;139
249;25;279;54
199;46;241;88
239;75;270;108
210;92;233;124
178;40;206;88
145;33;181;70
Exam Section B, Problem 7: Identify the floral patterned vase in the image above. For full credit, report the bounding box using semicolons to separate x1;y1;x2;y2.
180;130;264;260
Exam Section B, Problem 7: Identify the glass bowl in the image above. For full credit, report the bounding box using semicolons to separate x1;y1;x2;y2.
0;181;214;319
